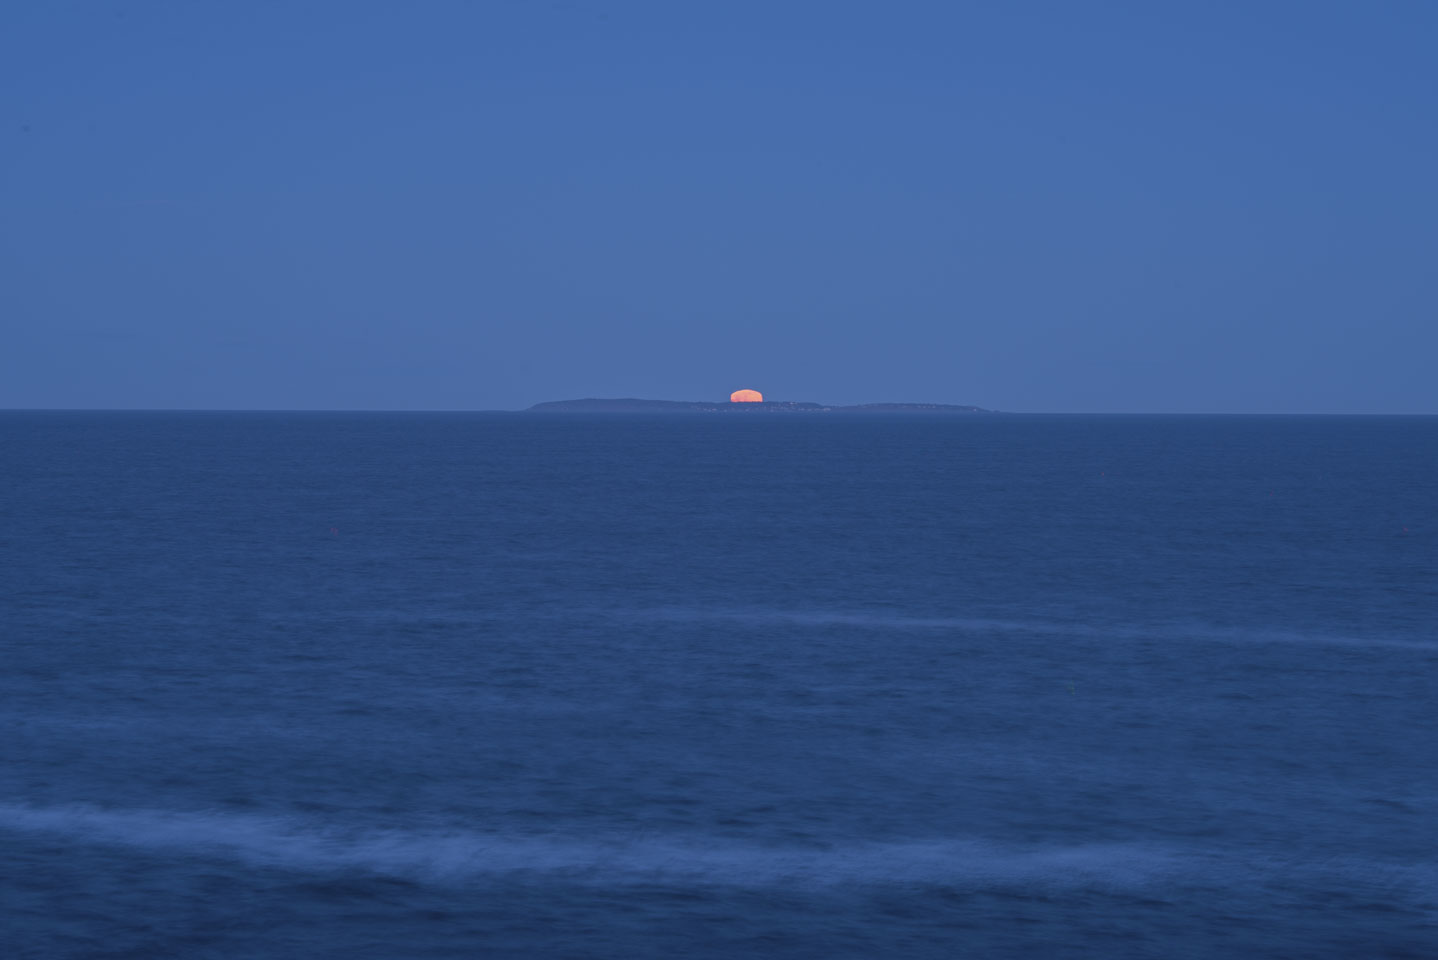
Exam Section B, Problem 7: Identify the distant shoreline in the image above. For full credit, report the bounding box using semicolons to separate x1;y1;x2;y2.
527;398;994;414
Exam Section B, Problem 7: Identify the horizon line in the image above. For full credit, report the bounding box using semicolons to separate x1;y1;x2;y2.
3;407;1435;417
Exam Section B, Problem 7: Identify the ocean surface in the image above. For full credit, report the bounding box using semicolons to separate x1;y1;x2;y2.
2;411;1434;959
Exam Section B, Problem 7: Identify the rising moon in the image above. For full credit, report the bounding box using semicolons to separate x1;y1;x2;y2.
730;388;764;403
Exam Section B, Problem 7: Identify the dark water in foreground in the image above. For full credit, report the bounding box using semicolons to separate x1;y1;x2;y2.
2;412;1435;958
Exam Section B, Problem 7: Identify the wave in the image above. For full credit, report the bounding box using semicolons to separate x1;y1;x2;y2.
0;802;1175;890
2;803;1433;909
628;607;1438;652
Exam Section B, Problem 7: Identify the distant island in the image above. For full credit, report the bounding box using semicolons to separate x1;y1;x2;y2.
527;398;993;414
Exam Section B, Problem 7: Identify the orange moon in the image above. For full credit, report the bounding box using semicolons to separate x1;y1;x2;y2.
729;388;763;403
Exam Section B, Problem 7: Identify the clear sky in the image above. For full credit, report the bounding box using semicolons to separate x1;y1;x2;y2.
2;1;1434;412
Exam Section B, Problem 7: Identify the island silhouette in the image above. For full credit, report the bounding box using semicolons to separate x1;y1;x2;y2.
527;398;992;414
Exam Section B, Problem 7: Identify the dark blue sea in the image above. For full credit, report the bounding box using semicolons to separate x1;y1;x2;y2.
2;412;1435;959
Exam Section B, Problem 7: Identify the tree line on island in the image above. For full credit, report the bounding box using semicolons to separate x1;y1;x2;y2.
527;398;993;414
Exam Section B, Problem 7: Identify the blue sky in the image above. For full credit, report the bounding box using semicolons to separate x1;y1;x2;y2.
3;1;1434;411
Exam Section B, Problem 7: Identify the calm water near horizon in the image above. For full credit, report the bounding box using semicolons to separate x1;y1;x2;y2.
2;412;1435;958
